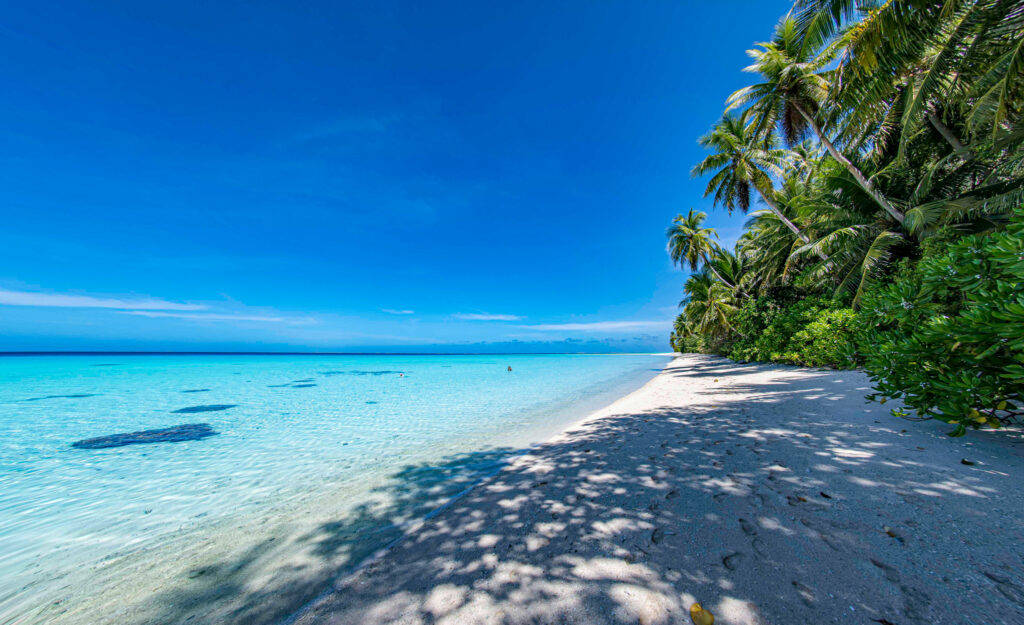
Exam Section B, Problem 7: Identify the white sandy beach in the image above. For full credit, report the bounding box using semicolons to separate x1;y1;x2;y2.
284;354;1024;625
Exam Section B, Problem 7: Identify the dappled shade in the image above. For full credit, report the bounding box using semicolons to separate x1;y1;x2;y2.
113;356;1024;625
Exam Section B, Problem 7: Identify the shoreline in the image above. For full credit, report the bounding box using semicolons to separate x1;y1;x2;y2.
15;356;670;625
282;356;684;625
290;354;1024;625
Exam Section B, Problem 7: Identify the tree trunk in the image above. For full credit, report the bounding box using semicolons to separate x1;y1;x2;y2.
760;192;809;243
794;103;906;225
759;189;830;262
704;263;735;289
926;111;972;160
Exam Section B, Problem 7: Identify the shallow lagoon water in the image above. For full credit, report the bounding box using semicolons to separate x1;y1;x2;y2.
0;353;669;624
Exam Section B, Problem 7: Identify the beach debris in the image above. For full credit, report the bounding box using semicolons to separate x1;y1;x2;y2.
172;404;237;413
71;423;218;449
882;526;906;543
689;602;714;625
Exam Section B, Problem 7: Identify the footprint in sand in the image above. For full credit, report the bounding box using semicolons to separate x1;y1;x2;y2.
792;580;815;606
738;518;756;535
722;552;744;571
983;571;1024;606
870;558;900;583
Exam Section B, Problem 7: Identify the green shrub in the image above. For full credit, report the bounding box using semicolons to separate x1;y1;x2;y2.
726;296;857;368
856;208;1024;435
791;308;859;368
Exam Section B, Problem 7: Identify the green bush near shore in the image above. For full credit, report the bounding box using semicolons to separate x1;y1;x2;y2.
671;212;1024;432
856;209;1024;433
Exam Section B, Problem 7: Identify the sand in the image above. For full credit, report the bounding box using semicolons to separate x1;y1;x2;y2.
284;354;1024;625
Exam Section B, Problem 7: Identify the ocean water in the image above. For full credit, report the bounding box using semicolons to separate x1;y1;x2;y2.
0;353;670;624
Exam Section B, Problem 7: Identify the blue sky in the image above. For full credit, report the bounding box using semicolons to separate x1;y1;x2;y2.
0;1;790;352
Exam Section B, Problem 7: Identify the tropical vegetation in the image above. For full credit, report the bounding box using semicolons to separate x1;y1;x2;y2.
669;0;1023;435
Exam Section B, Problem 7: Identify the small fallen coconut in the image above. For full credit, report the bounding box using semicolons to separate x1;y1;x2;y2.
690;602;714;625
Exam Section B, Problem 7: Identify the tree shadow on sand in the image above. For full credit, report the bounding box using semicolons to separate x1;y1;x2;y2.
131;355;1024;625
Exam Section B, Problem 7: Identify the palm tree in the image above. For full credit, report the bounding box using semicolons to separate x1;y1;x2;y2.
666;209;738;287
706;245;752;299
692;112;811;241
727;16;907;225
680;269;737;337
670;313;691;352
666;209;719;271
738;209;802;294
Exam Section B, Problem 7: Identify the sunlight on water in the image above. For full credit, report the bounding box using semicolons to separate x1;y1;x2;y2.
0;354;668;623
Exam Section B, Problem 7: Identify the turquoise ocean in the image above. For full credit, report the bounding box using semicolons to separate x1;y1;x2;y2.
0;353;670;624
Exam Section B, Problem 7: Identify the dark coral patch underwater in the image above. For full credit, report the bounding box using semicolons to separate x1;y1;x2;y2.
72;423;218;449
172;404;237;414
24;394;99;402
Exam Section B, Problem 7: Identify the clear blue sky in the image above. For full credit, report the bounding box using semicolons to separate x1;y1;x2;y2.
0;1;790;352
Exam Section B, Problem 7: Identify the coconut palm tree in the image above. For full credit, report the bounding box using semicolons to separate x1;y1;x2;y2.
666;208;740;287
692;112;811;241
727;16;907;225
666;209;719;271
680;268;737;337
706;245;752;299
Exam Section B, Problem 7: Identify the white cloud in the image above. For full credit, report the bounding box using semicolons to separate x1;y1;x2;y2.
453;313;523;321
522;320;669;332
382;309;415;315
122;311;312;324
0;288;205;311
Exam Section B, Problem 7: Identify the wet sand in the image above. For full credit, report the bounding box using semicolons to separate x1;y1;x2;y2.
288;354;1024;625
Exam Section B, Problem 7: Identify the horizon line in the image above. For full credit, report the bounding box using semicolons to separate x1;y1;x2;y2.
0;351;669;356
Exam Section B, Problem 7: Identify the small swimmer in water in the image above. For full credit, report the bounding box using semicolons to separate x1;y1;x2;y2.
507;366;512;372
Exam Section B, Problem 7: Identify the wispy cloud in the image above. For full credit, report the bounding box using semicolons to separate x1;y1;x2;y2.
0;288;205;311
122;311;312;324
522;320;669;332
453;313;523;321
382;309;415;315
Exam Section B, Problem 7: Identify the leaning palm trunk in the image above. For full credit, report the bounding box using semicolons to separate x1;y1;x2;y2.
793;103;906;225
760;192;809;242
705;264;736;288
926;112;972;160
758;189;832;262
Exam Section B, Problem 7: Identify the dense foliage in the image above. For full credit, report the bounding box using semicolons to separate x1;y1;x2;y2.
857;208;1024;432
726;295;858;368
669;0;1023;435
